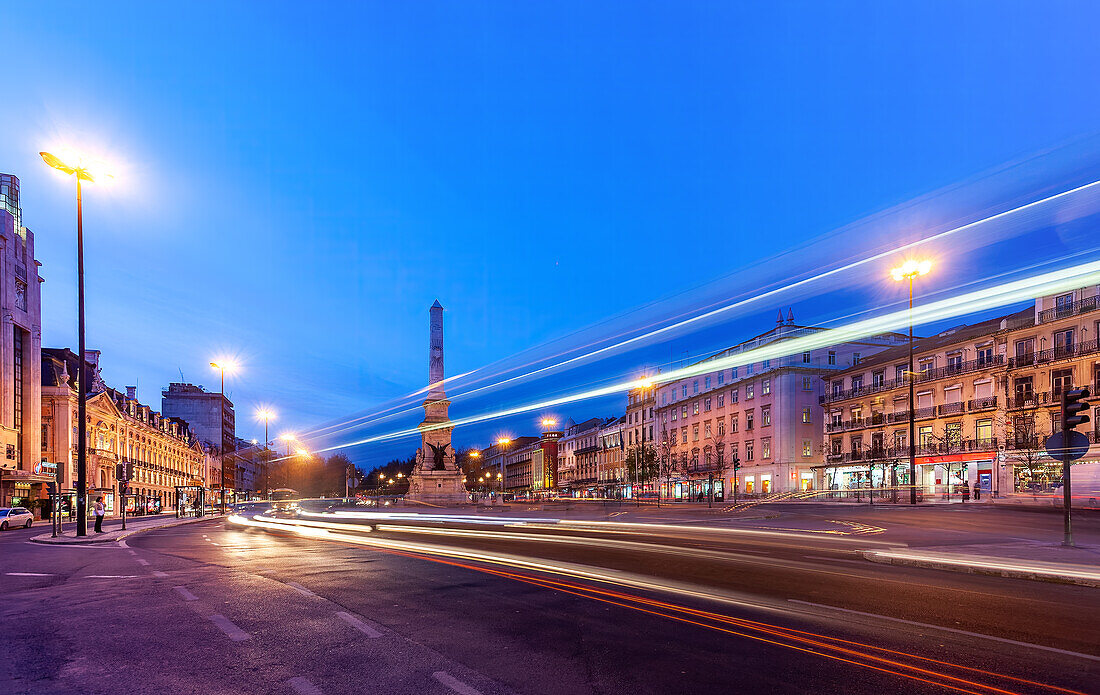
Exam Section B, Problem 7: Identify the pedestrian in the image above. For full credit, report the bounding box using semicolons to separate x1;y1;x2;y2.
93;496;105;533
973;481;981;501
961;482;970;503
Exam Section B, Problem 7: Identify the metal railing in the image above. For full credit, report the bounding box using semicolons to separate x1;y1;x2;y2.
1008;339;1100;368
1036;296;1099;324
938;402;965;416
967;396;997;411
820;355;1005;404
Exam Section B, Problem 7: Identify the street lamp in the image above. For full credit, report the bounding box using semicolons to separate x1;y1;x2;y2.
255;408;276;499
210;359;237;511
497;437;512;499
40;150;112;537
635;376;654;506
891;259;932;505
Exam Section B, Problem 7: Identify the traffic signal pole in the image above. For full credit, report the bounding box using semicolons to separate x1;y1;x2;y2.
1060;387;1091;547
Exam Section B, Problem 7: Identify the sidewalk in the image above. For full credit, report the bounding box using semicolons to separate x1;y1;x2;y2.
31;513;221;545
863;542;1100;587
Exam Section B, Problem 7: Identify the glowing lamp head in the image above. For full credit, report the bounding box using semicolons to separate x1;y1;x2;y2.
295;447;309;457
40;150;113;183
280;433;297;443
891;259;932;282
497;437;511;446
210;359;237;374
636;377;655;389
255;408;276;423
541;418;557;427
469;450;481;458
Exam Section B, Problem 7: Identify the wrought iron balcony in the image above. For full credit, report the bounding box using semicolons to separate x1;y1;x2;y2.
937;402;965;416
967;396;997;411
1036;296;1100;324
1008;339;1100;368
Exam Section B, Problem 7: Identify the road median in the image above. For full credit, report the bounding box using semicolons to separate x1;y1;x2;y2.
863;543;1100;587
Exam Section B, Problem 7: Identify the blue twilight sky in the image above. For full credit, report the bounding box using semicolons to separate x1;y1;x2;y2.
3;2;1100;465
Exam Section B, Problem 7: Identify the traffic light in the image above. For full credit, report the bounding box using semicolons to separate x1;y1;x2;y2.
732;456;741;471
1063;387;1091;431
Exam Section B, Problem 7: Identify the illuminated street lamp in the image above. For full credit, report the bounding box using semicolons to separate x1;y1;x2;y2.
210;359;237;511
40;150;112;537
496;437;512;499
892;259;933;505
255;408;276;499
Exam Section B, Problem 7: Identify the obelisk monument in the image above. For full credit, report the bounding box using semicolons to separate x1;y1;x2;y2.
406;300;468;503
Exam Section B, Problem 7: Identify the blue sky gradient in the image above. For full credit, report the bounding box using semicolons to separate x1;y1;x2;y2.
4;2;1100;464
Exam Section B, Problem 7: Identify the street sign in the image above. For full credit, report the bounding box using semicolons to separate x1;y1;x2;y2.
1045;430;1090;461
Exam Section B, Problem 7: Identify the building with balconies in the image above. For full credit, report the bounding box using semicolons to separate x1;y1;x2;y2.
596;416;626;495
557;417;604;497
651;310;907;499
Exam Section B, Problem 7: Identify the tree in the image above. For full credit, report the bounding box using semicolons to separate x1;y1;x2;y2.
1000;411;1051;492
704;428;726;505
625;443;658;493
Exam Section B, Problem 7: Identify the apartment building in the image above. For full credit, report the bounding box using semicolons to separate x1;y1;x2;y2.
557;417;604;497
652;312;906;499
821;287;1100;498
596;416;626;495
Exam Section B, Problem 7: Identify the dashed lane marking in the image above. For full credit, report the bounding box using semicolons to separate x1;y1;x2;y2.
208;614;250;642
173;586;199;601
127;550;137;556
286;581;316;597
287;676;323;695
83;575;140;579
136;558;150;566
152;571;169;578
6;572;54;576
336;611;383;638
432;671;483;695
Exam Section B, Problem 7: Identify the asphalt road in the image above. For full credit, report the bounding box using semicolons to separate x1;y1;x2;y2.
1;504;1097;695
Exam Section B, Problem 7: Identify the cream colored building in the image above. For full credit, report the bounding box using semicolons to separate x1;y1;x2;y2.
42;348;206;515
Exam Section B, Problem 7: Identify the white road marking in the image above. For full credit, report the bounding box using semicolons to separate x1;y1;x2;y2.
118;539;129;548
208;614;250;641
127;550;137;556
787;599;1100;662
432;671;483;695
135;558;150;566
336;611;383;638
152;571;169;578
83;575;140;579
286;581;315;597
174;586;199;601
6;572;53;576
287;676;323;695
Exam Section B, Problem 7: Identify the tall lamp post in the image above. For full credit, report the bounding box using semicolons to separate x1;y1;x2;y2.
636;377;654;506
255;408;276;499
210;360;236;512
40;151;110;537
496;438;511;499
891;259;932;505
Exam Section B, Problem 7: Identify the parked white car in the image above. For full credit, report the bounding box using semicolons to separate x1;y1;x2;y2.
0;507;33;530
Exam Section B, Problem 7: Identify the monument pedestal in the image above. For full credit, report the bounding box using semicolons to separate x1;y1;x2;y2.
406;469;469;504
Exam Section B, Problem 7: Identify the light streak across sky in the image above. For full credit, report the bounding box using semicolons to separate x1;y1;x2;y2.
309;257;1100;454
299;172;1100;458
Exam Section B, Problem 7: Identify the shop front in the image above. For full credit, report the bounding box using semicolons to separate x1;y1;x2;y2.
1;468;56;513
915;452;992;499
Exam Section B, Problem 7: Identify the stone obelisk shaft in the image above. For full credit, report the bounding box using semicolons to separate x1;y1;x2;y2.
428;299;445;398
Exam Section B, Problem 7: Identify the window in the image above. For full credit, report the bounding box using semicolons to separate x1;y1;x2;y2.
671;408;677;422
919;426;934;448
976;346;993;366
747;363;754;375
872;370;884;387
832;381;842;397
976;419;992;443
853;352;861;365
828;350;836;365
661;393;667;406
801;407;811;424
746;411;755;430
693;401;700;415
692;424;699;442
731;389;739;403
762;379;771;395
746;384;754;399
731;367;738;378
717;393;724;408
851;375;863;392
894;430;906;449
1055;292;1074;316
705;376;711;390
851;436;863;454
946;422;962;446
681;405;688;419
896;364;906;382
831;439;842;455
717;418;725;436
693;380;699;395
802;376;812;391
704;421;712;438
947;353;963;373
919;359;934;375
730;415;738;433
1014;376;1034;402
1052;368;1073;396
761;437;771;459
1015;338;1035;360
802;352;811;363
682;385;688;399
704;397;712;412
802;439;812;457
762;407;771;427
1054;329;1075;358
717;372;724;386
763;359;771;369
745;440;755;461
681;427;688;444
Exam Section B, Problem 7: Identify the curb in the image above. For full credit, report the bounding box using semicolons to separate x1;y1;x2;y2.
862;550;1100;588
30;515;223;546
